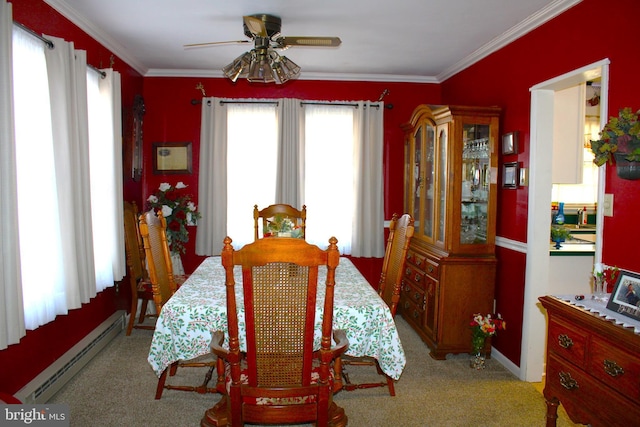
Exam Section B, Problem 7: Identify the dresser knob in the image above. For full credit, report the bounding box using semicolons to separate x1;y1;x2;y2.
414;274;421;282
559;371;579;390
557;334;573;349
603;359;625;377
427;265;434;273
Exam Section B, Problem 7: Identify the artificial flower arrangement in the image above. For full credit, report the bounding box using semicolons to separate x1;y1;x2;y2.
590;107;640;166
146;181;201;254
264;214;303;238
593;263;619;293
469;313;506;354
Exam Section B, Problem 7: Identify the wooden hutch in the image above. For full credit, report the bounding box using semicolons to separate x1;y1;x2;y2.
400;104;501;359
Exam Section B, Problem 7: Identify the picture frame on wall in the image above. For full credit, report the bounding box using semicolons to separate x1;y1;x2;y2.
153;142;192;174
502;131;519;155
503;162;518;189
606;270;640;322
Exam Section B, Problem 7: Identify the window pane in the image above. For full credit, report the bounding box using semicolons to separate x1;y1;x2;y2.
226;103;278;247
304;105;354;253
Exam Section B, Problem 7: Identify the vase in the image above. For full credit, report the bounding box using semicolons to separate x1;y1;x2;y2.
553;202;565;225
470;335;486;370
614;153;640;180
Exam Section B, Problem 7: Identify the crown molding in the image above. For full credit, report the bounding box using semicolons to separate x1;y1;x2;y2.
44;0;149;76
145;68;439;83
437;0;582;82
45;0;581;84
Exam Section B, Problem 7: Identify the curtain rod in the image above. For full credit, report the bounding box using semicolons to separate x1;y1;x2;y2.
13;21;106;79
191;98;393;109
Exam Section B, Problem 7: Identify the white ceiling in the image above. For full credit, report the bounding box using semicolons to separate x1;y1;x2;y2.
43;0;581;82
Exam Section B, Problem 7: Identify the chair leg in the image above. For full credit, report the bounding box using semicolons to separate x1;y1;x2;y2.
155;368;168;400
126;296;138;336
138;299;148;323
386;376;396;396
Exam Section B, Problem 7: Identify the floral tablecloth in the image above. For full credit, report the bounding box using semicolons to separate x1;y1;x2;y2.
148;256;406;380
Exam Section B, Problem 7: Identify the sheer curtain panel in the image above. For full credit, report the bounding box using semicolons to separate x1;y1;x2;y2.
0;0;25;350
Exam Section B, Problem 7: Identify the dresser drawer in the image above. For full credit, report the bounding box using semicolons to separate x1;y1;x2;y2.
546;353;640;427
547;317;588;368
589;335;640;400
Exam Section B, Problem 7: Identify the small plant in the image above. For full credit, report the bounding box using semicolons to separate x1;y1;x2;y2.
590;107;640;166
550;225;571;242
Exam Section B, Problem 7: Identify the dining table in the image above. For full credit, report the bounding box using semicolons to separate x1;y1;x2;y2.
147;256;406;381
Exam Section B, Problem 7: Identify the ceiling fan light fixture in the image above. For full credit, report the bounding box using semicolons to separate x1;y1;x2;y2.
222;51;251;82
246;50;275;83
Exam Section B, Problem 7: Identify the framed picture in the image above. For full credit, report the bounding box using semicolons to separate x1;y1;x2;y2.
503;162;518;188
607;270;640;321
502;131;519;155
153;142;192;174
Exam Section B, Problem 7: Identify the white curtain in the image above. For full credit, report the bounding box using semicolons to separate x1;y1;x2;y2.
276;98;303;206
196;98;385;257
352;101;385;257
88;68;125;292
11;28;124;332
0;0;25;350
44;35;96;307
196;97;228;256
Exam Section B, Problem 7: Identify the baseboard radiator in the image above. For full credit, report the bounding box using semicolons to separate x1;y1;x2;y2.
15;310;125;404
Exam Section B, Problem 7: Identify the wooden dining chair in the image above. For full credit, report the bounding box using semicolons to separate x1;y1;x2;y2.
201;236;349;427
139;210;216;399
339;213;414;396
123;201;155;336
253;203;306;240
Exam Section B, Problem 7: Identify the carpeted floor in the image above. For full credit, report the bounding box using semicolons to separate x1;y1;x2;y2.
49;316;575;426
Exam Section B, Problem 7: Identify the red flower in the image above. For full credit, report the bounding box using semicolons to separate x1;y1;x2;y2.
175;210;187;220
168;220;181;231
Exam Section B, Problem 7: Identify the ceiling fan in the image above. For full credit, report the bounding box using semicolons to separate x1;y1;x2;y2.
185;14;342;84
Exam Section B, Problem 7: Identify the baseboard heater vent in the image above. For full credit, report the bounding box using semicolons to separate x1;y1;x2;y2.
16;310;125;404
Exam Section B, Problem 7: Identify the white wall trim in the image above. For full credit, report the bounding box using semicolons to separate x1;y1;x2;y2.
496;236;527;253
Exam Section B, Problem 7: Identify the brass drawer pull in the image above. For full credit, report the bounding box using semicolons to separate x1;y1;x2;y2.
427;265;434;273
412;310;419;319
414;292;421;301
603;359;625;377
403;301;410;310
559;371;579;390
414;274;422;282
558;334;573;349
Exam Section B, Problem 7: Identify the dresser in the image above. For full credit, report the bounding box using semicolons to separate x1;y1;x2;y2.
539;296;640;427
400;105;500;359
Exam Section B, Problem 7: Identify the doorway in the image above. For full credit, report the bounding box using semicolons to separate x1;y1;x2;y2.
520;59;609;382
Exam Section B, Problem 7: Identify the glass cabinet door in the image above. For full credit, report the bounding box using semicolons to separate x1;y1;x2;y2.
460;123;491;245
436;126;447;244
422;124;435;239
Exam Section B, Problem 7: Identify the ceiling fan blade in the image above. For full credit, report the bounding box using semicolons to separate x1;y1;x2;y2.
184;40;250;49
279;36;341;47
243;15;267;37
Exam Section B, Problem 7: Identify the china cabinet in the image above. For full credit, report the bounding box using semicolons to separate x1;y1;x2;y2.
400;104;501;359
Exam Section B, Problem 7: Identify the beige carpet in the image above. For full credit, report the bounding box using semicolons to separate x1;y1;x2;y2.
49;316;575;426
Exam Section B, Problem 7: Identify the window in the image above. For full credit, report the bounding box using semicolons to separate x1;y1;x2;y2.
197;98;384;258
10;25;123;330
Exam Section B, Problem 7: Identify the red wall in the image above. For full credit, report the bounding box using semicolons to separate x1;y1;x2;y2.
142;77;442;272
441;0;640;363
5;0;640;394
2;0;143;395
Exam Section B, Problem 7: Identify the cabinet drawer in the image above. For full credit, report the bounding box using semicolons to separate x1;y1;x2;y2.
547;317;588;368
589;336;640;400
402;279;425;307
406;250;426;270
403;263;425;288
423;258;439;279
401;296;424;325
